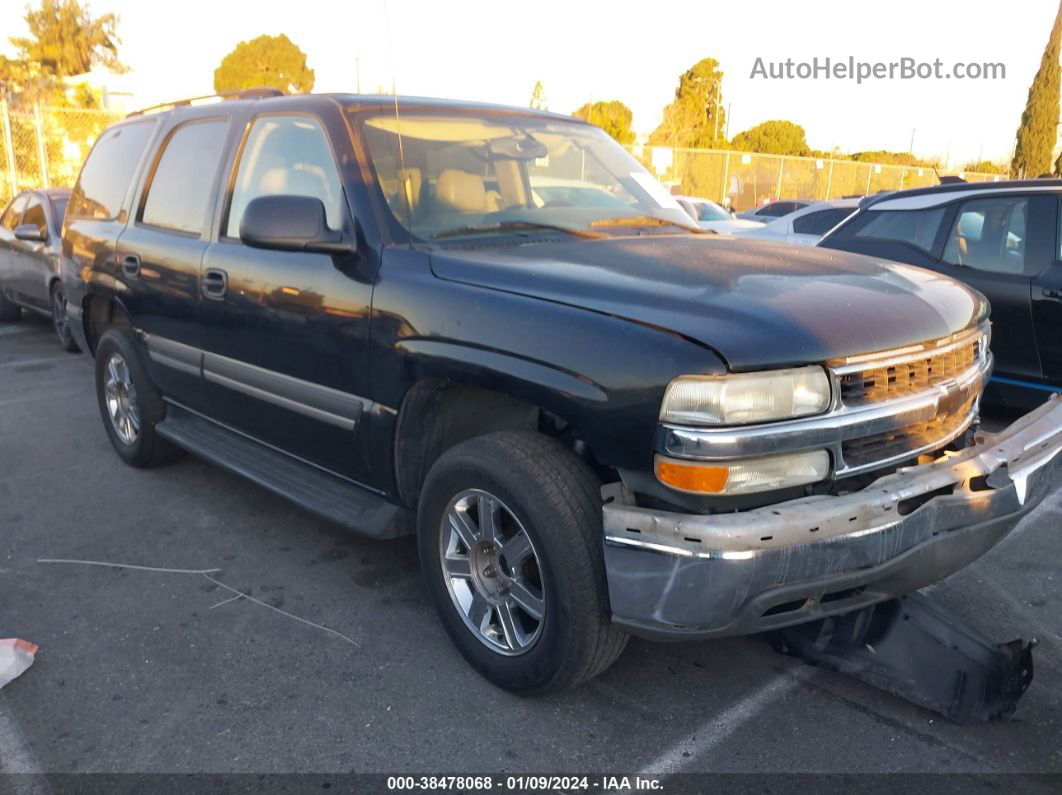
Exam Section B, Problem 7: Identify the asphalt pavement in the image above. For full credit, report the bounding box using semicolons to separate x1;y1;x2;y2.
1;314;1061;778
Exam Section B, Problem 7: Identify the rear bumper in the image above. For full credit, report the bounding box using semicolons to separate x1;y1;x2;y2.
603;394;1062;640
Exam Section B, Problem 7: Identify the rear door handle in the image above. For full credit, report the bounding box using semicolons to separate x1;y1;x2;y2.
1044;288;1062;300
120;254;140;278
202;268;228;300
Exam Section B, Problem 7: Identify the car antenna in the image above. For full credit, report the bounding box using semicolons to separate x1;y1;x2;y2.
382;0;413;245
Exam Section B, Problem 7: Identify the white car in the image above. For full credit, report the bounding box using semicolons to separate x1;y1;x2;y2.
729;198;860;246
530;177;631;209
679;197;766;234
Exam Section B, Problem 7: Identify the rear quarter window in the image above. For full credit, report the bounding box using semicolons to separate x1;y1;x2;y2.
837;206;947;254
69;120;156;221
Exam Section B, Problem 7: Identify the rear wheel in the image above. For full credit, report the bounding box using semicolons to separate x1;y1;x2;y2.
94;327;181;468
0;289;20;321
50;283;79;352
418;431;628;694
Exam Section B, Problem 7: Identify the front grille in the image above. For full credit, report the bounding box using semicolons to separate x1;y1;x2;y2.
841;395;977;469
838;336;981;406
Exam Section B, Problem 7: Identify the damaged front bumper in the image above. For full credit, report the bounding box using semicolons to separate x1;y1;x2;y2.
603;394;1062;640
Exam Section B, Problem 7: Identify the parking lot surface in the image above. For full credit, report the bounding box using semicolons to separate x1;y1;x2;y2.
1;315;1061;776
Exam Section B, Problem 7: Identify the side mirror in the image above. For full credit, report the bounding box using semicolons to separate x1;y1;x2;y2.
14;224;46;243
239;195;351;255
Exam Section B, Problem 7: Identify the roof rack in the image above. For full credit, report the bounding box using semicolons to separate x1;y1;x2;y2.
127;87;284;117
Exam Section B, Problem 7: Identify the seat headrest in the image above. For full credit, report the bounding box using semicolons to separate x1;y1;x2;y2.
436;169;487;213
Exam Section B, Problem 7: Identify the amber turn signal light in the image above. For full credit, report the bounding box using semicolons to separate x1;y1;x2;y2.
655;458;730;494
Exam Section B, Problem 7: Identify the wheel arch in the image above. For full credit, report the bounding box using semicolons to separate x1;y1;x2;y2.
83;292;133;354
392;371;612;510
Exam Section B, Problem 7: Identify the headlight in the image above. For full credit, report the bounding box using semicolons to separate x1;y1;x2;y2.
660;366;831;426
655;450;830;495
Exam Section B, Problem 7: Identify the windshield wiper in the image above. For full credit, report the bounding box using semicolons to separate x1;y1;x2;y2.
588;215;711;234
432;221;607;241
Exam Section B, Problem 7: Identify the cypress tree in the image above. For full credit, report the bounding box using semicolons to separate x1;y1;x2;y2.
1012;2;1062;178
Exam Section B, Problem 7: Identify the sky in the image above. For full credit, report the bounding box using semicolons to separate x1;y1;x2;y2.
2;0;1058;168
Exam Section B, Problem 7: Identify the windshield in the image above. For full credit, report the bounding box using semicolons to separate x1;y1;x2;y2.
356;111;694;240
693;201;730;222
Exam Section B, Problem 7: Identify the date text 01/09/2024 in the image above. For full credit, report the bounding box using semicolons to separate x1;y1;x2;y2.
385;775;663;790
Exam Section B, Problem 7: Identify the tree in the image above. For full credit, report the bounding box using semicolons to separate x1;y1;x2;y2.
850;150;938;168
8;0;124;78
731;120;811;156
214;34;314;94
961;160;1008;175
1011;2;1062;178
648;58;727;149
572;100;635;145
529;81;548;111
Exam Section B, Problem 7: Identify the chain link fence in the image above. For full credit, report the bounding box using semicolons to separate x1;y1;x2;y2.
0;102;125;207
628;145;1007;212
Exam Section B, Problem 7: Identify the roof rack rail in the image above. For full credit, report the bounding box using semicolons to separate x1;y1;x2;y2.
127;87;284;117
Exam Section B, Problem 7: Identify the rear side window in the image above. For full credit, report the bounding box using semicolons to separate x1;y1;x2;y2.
844;207;947;254
793;208;854;236
1;194;27;230
141;119;229;235
69;120;156;221
22;195;46;236
942;197;1029;275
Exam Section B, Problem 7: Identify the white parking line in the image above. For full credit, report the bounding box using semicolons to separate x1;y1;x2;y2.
0;390;84;407
636;675;799;775
0;326;34;337
0;698;42;774
0;357;67;369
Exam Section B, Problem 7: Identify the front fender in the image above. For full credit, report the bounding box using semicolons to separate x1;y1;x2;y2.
370;249;726;479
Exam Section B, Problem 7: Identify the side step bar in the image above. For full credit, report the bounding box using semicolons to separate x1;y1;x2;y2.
156;404;408;539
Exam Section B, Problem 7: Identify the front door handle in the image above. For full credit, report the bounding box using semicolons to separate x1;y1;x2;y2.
1044;288;1062;300
202;268;228;300
120;254;140;278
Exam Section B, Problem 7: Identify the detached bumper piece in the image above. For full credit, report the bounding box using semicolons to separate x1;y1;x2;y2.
603;394;1062;639
771;593;1034;723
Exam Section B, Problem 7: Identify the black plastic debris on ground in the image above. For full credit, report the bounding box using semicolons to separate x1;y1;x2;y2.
771;592;1035;723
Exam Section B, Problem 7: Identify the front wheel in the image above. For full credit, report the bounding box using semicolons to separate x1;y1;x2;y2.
418;431;628;694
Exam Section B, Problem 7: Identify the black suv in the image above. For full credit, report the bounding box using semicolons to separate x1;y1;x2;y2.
819;180;1062;408
62;90;1062;694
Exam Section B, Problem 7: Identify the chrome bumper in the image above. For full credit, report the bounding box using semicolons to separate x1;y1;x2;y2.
603;394;1062;640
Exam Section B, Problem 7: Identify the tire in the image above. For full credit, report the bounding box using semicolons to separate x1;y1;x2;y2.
418;431;628;694
94;327;182;468
0;289;20;321
50;282;80;353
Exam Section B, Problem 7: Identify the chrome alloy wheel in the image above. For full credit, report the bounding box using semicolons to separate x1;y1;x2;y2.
440;489;546;656
103;353;141;445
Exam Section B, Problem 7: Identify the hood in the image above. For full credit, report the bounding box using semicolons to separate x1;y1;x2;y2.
429;235;987;371
701;219;766;233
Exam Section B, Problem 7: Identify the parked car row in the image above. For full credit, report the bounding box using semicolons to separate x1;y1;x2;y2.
1;91;1060;696
0;187;79;350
